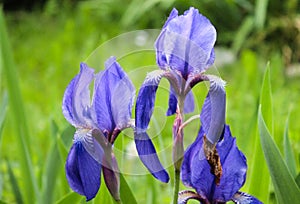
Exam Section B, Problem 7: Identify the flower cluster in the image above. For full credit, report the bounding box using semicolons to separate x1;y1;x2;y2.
62;7;262;204
62;56;135;201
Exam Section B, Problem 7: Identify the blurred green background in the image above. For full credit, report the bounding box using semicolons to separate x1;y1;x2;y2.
0;0;300;203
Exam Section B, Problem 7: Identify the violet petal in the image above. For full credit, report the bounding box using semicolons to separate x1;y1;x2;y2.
135;132;169;183
200;76;226;144
231;192;263;204
65;142;101;201
93;56;135;132
62;63;94;127
155;7;216;75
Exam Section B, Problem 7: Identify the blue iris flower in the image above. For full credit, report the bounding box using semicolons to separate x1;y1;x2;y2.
179;89;262;204
134;7;222;182
62;56;135;201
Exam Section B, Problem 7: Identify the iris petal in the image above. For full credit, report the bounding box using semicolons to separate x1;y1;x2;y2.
213;126;247;202
181;125;247;202
135;71;169;182
62;63;94;127
200;76;226;144
181;127;214;201
74;129;104;164
232;192;263;204
93;56;135;132
155;7;216;75
66;142;101;201
135;70;165;131
135;132;169;182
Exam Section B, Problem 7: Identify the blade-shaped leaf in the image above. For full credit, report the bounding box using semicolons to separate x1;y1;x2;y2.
42;121;63;204
259;65;273;132
0;92;8;140
283;117;297;177
249;66;271;202
295;173;300;188
6;159;24;204
55;192;83;204
0;8;39;203
254;0;269;30
119;173;138;204
258;107;300;204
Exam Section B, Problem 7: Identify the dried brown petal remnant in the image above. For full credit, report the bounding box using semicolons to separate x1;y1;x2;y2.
203;135;222;185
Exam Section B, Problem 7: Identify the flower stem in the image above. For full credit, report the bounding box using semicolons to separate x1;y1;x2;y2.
172;79;186;204
173;169;181;204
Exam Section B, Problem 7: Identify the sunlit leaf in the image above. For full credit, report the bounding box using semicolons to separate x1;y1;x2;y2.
258;107;300;204
232;17;254;54
254;0;269;29
249;65;271;202
119;173;138;204
283;117;297;177
55;192;83;204
42;121;63;204
0;8;39;203
0;92;8;141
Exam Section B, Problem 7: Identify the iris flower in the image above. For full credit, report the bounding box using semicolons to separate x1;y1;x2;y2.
135;7;219;182
62;56;135;201
179;79;262;204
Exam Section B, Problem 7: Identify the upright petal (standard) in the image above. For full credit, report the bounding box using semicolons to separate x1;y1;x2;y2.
155;7;216;77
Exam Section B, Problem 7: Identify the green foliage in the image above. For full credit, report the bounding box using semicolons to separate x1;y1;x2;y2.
249;66;271;203
283;117;297;177
1;1;300;204
258;107;300;204
0;8;39;204
6;160;24;204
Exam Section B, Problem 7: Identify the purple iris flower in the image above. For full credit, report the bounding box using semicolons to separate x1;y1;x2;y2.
156;7;216;79
179;80;262;204
180;128;262;204
135;7;220;182
62;56;135;201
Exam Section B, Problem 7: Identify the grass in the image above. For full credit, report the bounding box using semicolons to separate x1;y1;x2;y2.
1;1;300;203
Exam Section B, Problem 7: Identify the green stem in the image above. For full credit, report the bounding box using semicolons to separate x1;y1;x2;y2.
173;169;181;204
172;79;186;204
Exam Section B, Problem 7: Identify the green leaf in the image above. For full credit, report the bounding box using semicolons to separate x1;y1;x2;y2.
57;125;74;162
57;136;69;162
254;0;269;30
0;8;39;203
232;16;254;54
55;192;83;204
6;159;24;204
283;117;297;177
295;173;300;188
249;66;271;202
259;65;273;133
42;121;63;204
0;200;8;204
0;92;8;141
258;107;300;204
119;173;138;204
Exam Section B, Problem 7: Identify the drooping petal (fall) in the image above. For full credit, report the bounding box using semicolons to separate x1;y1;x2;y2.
65;141;101;201
232;192;263;204
93;56;135;133
155;7;216;77
200;75;226;144
134;132;169;182
62;63;94;127
181;125;247;203
135;70;169;182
